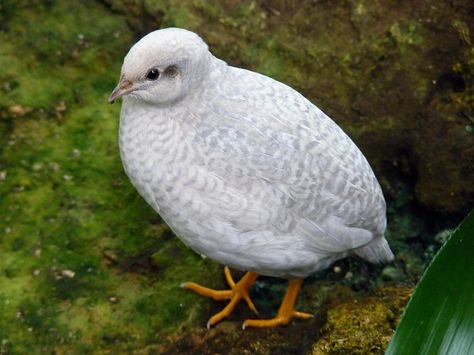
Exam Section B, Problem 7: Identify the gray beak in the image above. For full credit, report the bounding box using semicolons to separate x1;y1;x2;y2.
108;79;135;104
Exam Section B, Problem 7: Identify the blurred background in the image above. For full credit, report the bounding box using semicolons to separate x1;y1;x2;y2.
0;0;472;353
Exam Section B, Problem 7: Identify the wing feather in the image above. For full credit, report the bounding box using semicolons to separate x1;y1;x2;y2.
179;65;386;252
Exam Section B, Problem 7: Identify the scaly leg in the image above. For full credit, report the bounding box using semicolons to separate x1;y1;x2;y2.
182;266;259;328
242;278;313;329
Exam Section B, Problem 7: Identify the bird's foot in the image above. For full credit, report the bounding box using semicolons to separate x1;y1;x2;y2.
182;266;259;328
242;310;313;329
243;278;313;329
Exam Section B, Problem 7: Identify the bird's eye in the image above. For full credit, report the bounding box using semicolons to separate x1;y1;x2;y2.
164;65;178;77
146;68;160;81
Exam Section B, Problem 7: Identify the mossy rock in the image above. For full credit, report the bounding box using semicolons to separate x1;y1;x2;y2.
0;1;221;352
155;285;412;355
312;286;412;355
103;0;474;215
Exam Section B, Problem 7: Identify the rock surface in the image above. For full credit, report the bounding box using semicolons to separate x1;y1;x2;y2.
103;0;474;215
155;286;411;355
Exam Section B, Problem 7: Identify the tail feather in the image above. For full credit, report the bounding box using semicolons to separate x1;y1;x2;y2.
354;237;394;263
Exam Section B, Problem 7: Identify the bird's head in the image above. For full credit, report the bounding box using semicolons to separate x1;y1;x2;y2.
109;28;211;106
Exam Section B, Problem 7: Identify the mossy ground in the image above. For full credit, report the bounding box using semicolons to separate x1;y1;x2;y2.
0;1;221;353
0;0;472;354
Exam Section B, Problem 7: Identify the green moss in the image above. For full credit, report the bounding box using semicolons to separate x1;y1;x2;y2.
0;1;224;352
389;21;424;47
312;287;412;355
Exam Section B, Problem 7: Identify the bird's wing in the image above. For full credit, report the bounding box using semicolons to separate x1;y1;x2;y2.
181;66;385;252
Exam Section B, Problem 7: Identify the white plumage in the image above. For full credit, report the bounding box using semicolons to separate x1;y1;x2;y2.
112;28;394;280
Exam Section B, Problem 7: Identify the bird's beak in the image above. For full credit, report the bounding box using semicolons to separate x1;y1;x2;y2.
108;79;135;104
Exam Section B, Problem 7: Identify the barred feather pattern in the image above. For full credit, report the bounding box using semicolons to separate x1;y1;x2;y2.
118;30;393;278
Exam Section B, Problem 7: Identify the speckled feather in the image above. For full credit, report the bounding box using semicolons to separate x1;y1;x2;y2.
117;28;393;278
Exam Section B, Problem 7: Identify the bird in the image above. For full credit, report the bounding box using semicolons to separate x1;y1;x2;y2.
109;27;394;329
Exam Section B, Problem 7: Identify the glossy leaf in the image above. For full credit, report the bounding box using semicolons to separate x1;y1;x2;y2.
386;211;474;354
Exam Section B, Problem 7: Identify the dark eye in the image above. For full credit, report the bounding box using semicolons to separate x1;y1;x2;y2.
146;68;160;81
164;65;178;77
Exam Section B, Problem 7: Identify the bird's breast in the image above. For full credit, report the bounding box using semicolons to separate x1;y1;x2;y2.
118;102;228;238
119;103;187;200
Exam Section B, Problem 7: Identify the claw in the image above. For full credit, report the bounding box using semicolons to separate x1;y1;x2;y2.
293;310;314;319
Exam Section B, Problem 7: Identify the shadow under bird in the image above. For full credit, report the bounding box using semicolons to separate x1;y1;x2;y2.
109;28;394;329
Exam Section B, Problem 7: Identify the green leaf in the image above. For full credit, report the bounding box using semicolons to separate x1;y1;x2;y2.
386;211;474;354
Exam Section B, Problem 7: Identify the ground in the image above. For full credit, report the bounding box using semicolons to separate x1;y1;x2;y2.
0;0;472;354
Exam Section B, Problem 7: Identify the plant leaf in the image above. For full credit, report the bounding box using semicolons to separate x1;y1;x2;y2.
386;211;474;354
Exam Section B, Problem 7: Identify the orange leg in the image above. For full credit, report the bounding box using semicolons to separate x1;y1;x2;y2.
182;266;259;328
243;278;313;329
